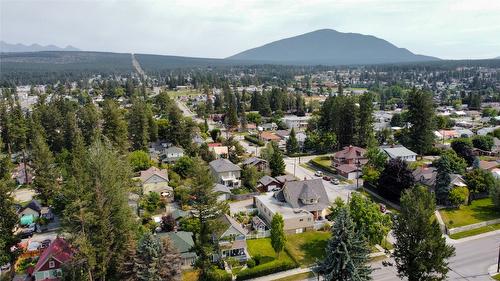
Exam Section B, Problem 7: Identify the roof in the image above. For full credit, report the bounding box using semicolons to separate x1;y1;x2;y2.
413;167;437;186
34;237;73;272
159;231;194;253
214;183;231;194
260;131;281;141
218;214;247;237
275;130;290;139
242;157;267;166
275;174;297;184
259;175;279;186
381;146;417;158
334;145;366;160
336;164;360;174
282;179;329;212
211;146;229;155
21;199;42;213
164;146;184;154
139;166;169;183
479;160;499;171
209;158;241;173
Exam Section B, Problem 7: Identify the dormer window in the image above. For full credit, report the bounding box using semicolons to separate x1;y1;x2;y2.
49;261;55;268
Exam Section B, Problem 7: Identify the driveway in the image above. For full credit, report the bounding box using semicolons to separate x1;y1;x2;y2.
12;187;36;203
229;199;255;215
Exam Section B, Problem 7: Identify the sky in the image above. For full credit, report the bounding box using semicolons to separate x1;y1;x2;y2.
1;0;499;60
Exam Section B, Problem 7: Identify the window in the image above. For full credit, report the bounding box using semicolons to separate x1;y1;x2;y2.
299;219;303;222
49;261;55;268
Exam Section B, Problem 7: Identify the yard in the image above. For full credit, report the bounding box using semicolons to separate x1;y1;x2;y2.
247;238;295;265
450;223;500;239
439;198;500;228
166;89;200;99
285;231;330;267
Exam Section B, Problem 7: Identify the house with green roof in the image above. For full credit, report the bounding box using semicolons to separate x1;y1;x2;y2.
158;231;196;268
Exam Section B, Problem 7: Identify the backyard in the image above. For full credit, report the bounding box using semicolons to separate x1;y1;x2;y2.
285;231;330;267
247;238;295;265
439;198;500;228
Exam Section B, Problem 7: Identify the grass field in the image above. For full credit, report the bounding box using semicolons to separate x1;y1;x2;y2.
450;223;500;239
439;198;500;228
166;89;200;98
285;231;330;267
272;272;315;281
247;238;295;264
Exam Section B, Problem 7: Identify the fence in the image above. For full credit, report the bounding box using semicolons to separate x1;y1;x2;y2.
246;230;271;240
230;192;260;201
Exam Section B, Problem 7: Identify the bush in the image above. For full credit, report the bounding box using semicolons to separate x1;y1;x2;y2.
236;260;297;280
206;267;232;281
448;186;469;207
246;259;256;268
244;135;264;146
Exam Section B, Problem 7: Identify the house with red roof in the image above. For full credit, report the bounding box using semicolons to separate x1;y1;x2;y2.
32;237;73;281
332;145;367;179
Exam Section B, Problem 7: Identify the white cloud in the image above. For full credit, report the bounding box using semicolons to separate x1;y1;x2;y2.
0;0;499;59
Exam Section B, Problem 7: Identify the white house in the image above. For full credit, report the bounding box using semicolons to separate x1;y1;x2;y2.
209;159;241;188
381;146;417;162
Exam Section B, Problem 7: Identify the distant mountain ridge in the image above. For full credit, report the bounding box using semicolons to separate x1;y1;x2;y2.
0;41;80;53
227;29;439;65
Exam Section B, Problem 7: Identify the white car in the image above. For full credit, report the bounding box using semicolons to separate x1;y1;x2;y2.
314;171;323;177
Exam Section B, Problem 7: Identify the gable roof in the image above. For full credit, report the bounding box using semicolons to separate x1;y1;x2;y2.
160;231;194;253
334;145;366;160
381;146;417;158
413;166;437;186
258;175;280;186
275;174;297;184
21;199;42;213
139;166;169;183
242;157;267;166
214;183;231;194
209;159;241;173
479;160;499;171
164;146;184;154
34;237;73;272
217;214;247;238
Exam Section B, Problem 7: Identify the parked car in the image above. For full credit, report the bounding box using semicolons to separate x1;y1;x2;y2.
18;228;34;239
40;239;51;249
314;171;324;177
331;178;340;185
322;175;331;181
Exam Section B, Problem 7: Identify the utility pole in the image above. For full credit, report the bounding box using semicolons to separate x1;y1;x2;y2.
497;244;500;273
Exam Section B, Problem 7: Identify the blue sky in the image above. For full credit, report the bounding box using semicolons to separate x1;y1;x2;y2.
1;0;499;59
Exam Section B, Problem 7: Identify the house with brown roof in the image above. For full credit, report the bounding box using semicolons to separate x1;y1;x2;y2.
32;237;73;281
260;131;281;142
332;145;367;179
137;167;173;201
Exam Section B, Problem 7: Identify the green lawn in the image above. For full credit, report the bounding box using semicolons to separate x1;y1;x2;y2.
285;231;330;267
358;190;399;213
272;272;315;281
247;238;294;265
450;223;500;239
166;89;200;98
439;198;500;228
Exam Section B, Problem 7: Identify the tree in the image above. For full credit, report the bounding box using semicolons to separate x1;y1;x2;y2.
128;234;182;281
451;138;475;166
77;103;101;145
472;135;494;151
210;129;221;142
464;168;495;202
432;149;466;174
128;150;151;172
31;131;59;205
189;161;228;279
241;165;261;189
270;214;286;257
172;156;195;178
62;140;137;280
393;186;455;281
348;193;392;245
161;214;176;232
362;147;387;185
286;128;299;155
378;158;415;200
102;99;129;152
490;179;500;209
129;99;151;151
406;88;435;155
269;143;285;177
357;93;375;147
319;208;372;281
0;152;18;266
448;187;469;207
226;93;239;129
434;156;452;204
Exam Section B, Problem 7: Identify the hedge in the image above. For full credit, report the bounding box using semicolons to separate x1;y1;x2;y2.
206;267;232;281
244;135;265;146
236;260;297;280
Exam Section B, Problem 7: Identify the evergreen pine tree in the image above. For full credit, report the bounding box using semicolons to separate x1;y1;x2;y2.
357;93;375;147
269;143;285;177
102;99;129;152
0;140;18;266
270;214;286;257
31;130;59;205
319;208;372;281
406;88;435;155
286;128;299;155
434;157;452;204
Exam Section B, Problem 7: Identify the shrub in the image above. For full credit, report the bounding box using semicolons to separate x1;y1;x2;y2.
206;267;232;281
246;259;256;268
448;186;469;207
236;260;297;280
244;135;264;146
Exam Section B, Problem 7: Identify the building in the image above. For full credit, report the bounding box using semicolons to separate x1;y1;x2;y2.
413;166;467;190
160;146;185;164
260;131;281;142
257;175;282;192
137;167;173;200
32;237;73;281
332;145;367;179
254;179;329;234
213;183;232;202
158;231;197;268
18;199;42;219
209;159;241;188
381;145;417;162
209;145;229;159
259;122;278;131
242;157;268;172
282;115;310;130
213;214;249;262
12;163;33;185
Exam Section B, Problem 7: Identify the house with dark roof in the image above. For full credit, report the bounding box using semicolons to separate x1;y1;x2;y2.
242;157;268;172
212;214;249;262
413;166;467;196
332;145;367;179
209;159;241;188
257;175;282;192
18;199;42;219
158;231;196;268
254;179;329;234
136;167;173;201
213;183;232;202
32;237;73;281
160;146;185;164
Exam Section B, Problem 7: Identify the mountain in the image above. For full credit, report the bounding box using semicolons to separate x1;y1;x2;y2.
0;41;80;53
227;29;439;65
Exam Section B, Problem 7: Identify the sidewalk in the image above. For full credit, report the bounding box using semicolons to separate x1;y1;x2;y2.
247;267;313;281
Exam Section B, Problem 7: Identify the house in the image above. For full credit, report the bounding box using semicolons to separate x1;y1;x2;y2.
192;134;205;146
138;167;173;200
275;174;297;185
242;157;268;172
257;175;282;192
158;231;197;268
332;146;367;179
209;159;241;188
413;166;467;190
18;199;42;219
381;145;417;162
479;160;499;171
275;130;290;140
32;237;73;281
214;183;232;202
213;214;249;262
434;130;459;140
493;138;500;153
40;207;54;221
260;131;281;142
210;146;229;159
255;179;329;234
160;146;184;164
455;129;474;138
259;122;278;131
149;141;172;160
282;115;310;130
12;163;33;185
251;216;268;232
